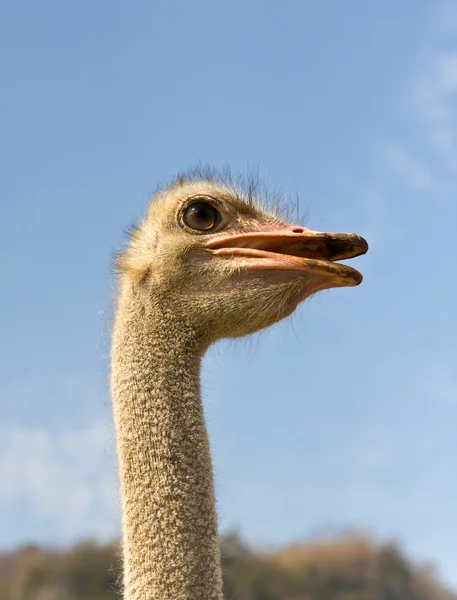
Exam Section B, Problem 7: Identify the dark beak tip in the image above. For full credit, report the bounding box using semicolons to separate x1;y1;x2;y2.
348;234;369;257
357;242;369;255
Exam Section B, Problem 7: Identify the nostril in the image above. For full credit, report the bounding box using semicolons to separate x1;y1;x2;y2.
291;227;305;234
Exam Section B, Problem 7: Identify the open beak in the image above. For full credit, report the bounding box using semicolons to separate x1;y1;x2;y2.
205;226;368;289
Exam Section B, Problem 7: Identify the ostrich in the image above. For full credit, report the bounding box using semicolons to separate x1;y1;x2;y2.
110;170;368;600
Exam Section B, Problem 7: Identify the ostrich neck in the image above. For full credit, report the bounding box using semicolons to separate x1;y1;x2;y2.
110;285;223;600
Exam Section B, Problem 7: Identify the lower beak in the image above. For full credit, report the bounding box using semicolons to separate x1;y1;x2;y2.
204;226;368;288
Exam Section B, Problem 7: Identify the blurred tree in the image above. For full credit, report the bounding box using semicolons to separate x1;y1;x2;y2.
0;534;455;600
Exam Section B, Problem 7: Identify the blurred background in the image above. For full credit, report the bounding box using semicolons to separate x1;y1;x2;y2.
1;1;456;598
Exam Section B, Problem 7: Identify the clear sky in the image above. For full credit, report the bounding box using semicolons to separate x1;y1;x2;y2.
1;0;456;590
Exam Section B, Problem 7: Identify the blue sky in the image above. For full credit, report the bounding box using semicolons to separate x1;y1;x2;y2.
1;0;456;589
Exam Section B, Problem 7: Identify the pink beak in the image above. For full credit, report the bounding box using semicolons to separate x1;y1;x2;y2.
204;224;368;288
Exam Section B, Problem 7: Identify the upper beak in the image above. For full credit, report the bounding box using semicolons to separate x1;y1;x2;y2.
204;226;369;287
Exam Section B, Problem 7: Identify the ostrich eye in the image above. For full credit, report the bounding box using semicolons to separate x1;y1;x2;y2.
183;201;221;231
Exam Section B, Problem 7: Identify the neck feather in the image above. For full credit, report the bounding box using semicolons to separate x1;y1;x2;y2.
110;284;223;600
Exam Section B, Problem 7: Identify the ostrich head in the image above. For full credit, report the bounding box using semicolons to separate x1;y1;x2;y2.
118;173;368;344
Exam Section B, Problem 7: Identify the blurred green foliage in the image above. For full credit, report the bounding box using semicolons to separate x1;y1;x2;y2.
0;532;455;600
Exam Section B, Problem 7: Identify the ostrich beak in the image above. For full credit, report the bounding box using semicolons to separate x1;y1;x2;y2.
205;225;369;289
